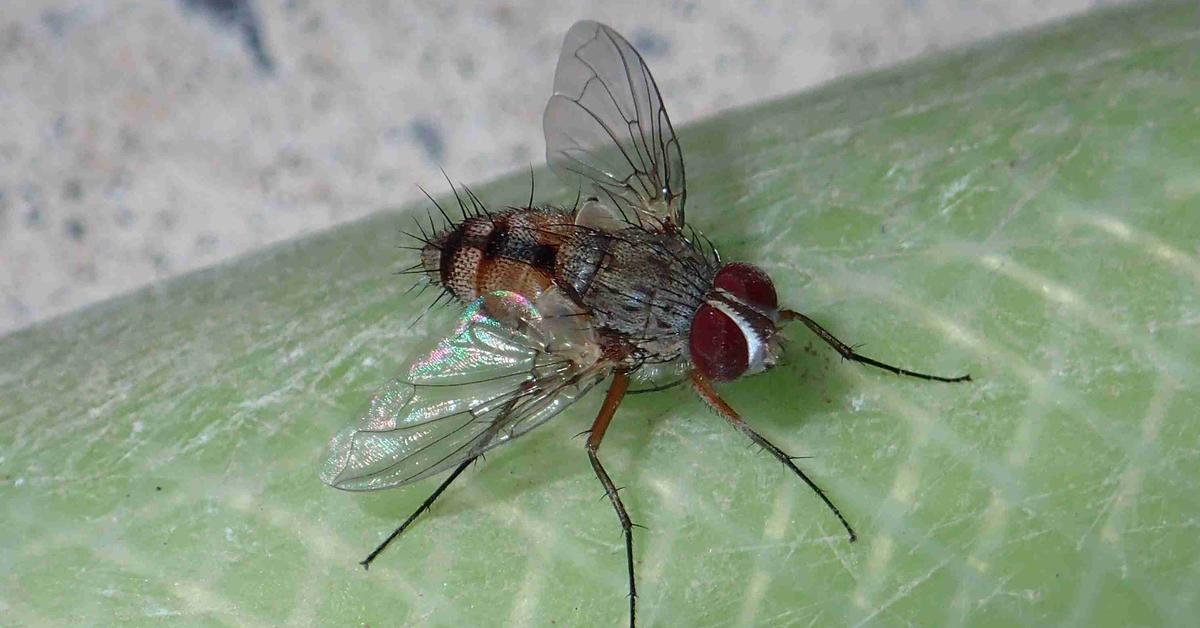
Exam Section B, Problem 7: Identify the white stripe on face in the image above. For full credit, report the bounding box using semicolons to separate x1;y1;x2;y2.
707;292;768;375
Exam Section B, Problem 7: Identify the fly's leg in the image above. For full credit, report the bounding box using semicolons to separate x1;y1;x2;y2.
586;372;637;627
359;396;519;569
360;457;476;569
692;371;857;543
779;309;971;383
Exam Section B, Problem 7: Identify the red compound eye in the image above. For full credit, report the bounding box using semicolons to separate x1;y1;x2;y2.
689;303;748;382
713;263;777;311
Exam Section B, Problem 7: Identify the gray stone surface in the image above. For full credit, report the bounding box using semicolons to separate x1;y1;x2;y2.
0;0;1119;336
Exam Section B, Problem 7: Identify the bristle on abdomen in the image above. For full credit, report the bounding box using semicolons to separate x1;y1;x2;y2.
419;207;576;303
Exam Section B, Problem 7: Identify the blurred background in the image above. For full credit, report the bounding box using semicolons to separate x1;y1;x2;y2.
0;0;1125;337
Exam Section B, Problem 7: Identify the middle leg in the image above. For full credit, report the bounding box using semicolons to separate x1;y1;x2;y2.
586;371;637;627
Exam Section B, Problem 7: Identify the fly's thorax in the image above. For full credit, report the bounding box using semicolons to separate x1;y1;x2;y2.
688;263;782;381
564;228;716;364
420;206;575;303
553;231;611;302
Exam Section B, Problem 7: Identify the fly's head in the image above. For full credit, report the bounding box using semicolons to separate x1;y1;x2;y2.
688;262;784;382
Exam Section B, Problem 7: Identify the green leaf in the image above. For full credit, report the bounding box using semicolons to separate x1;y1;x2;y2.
4;3;1198;625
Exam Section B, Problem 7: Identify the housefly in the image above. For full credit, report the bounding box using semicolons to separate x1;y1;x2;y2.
322;20;970;626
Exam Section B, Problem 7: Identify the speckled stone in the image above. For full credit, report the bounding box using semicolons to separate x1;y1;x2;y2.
0;0;1121;336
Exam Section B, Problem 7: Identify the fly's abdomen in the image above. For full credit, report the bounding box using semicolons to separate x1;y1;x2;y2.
421;207;575;302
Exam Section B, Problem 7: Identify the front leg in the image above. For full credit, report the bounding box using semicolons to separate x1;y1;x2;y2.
780;309;971;383
692;370;857;543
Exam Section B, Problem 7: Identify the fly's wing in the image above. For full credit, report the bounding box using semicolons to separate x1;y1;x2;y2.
544;21;686;233
322;290;611;491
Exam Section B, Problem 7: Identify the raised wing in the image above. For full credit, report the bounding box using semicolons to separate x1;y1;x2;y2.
544;21;686;232
321;290;611;491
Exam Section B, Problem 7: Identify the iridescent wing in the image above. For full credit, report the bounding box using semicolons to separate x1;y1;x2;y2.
544;21;686;233
322;290;611;491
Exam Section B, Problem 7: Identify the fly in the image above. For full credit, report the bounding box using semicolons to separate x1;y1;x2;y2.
321;21;971;627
